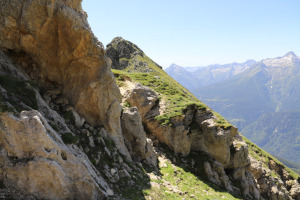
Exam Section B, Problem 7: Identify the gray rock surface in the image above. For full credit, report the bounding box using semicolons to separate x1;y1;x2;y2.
0;111;111;199
0;0;130;159
106;37;162;71
121;107;157;166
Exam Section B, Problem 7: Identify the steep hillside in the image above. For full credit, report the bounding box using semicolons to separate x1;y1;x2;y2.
0;1;299;199
0;1;156;199
195;52;300;166
107;37;300;199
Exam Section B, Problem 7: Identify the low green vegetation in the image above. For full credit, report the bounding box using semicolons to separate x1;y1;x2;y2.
112;54;231;129
274;155;300;175
243;136;299;180
123;100;131;108
61;132;79;144
0;180;5;189
120;144;242;200
0;75;37;112
63;111;75;123
0;96;15;113
49;121;60;132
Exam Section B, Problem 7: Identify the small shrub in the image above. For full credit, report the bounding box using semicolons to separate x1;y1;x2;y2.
0;180;5;189
103;136;115;150
63;111;74;122
62;132;78;144
0;95;15;113
49;121;59;132
123;101;131;108
0;75;38;111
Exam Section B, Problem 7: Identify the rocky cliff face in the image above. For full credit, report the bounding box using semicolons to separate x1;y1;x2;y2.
0;52;113;199
106;37;162;72
0;1;155;199
0;0;129;158
108;37;300;199
0;0;299;199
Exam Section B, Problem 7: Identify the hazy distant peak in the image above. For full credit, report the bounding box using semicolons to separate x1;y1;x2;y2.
284;51;296;57
244;59;257;65
262;51;298;67
169;63;181;68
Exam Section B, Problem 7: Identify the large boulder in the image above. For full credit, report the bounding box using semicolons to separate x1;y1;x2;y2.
0;111;111;199
106;37;162;71
0;0;130;159
121;107;157;166
126;84;240;166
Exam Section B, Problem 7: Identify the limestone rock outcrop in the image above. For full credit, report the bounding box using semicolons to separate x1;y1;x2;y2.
121;82;260;198
0;0;130;158
0;111;111;199
121;107;157;166
250;156;300;200
106;37;162;71
126;84;237;165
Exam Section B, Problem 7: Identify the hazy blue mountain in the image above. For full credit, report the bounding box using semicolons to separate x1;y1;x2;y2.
165;64;200;92
196;62;276;128
193;59;256;87
195;52;300;164
184;66;206;72
165;60;256;92
243;111;300;164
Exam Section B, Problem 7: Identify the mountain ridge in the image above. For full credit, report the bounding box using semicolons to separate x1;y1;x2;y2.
107;37;300;199
195;52;300;169
165;59;257;92
0;1;299;199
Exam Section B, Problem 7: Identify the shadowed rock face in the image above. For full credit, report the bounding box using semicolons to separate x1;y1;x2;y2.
121;107;157;166
106;37;162;71
0;0;130;158
123;84;261;198
0;111;110;200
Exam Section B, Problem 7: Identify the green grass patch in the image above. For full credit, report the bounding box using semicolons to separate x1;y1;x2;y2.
103;136;115;150
140;144;242;200
243;136;299;180
0;95;15;113
123;100;131;108
49;121;60;132
0;180;5;189
63;111;75;123
0;75;37;111
111;49;233;129
61;132;79;144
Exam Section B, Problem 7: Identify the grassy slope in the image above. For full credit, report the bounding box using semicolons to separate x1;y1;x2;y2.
122;145;243;200
0;75;37;113
243;136;299;179
273;155;300;175
109;39;299;199
112;53;231;129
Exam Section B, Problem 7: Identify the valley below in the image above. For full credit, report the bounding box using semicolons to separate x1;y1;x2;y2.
166;52;300;174
0;0;299;199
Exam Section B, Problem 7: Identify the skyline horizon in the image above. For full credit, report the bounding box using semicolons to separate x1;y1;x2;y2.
166;50;298;68
83;1;300;68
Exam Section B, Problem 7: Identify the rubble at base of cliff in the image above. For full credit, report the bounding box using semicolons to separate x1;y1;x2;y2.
0;0;300;200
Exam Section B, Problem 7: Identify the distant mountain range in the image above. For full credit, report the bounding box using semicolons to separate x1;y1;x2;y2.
165;60;256;92
165;52;300;165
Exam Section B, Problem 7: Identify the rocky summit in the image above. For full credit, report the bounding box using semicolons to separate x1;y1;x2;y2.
0;1;299;200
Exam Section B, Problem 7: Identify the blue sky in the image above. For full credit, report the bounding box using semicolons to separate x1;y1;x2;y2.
82;0;300;68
